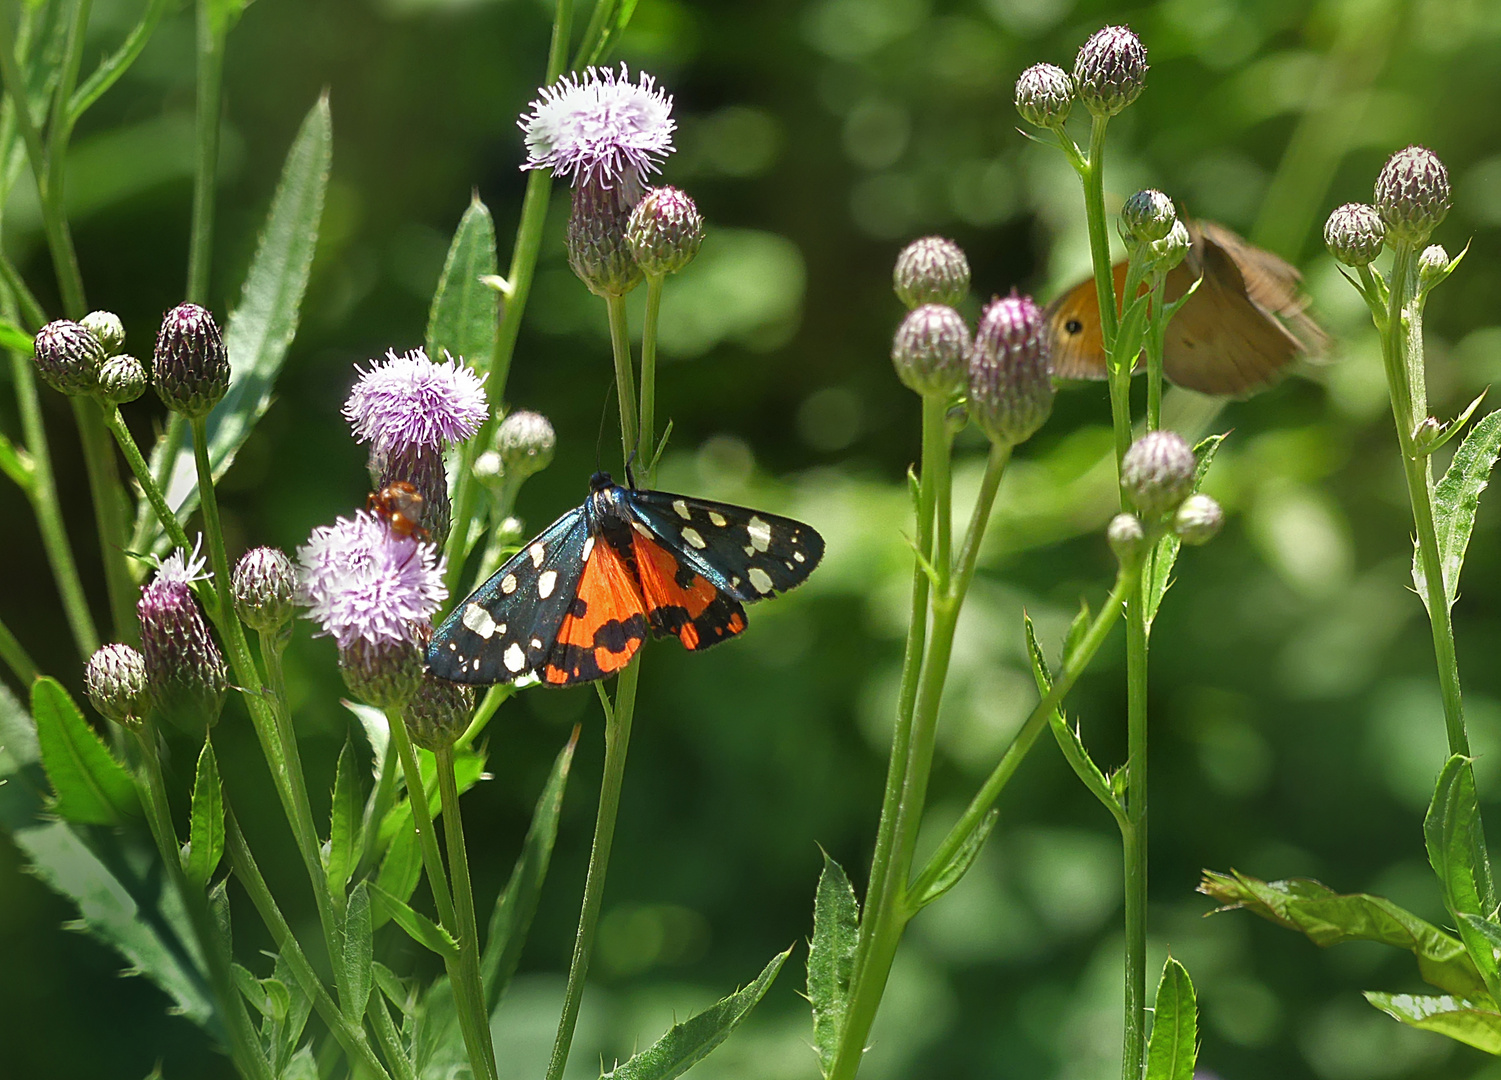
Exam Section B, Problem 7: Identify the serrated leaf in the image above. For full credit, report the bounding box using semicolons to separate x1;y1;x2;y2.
482;731;576;1011
1426;755;1500;991
807;854;858;1076
603;947;790;1080
1027;616;1123;823
375;817;422;929
1415;409;1501;611
271;952;312;1072
32;677;138;824
281;1045;319;1080
340;882;373;1022
1417;391;1487;457
1199;869;1487;998
426;196;498;374
1364;992;1501;1053
325;737;360;897
910;810;996;910
184;738;224;888
368;883;458;962
1144;958;1196;1080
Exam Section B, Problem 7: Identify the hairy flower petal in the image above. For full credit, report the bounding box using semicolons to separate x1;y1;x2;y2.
296;512;447;648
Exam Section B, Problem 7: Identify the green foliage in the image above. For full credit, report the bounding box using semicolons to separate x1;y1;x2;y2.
1414;408;1501;610
575;0;641;69
370;882;459;962
1030;613;1124;827
375;817;422;927
325;737;361;898
1144;958;1197;1080
31;677;137;825
1364;993;1501;1054
807;853;858;1076
378;744;486;849
1144;432;1225;627
911;810;997;910
338;882;374;1022
184;737;224;889
426;196;498;376
1425;754;1501;996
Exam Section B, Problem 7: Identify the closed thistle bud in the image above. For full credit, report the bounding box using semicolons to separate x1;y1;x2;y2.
233;547;297;633
496;409;557;481
1374;145;1451;245
81;310;126;356
1418;243;1450;289
627;186;704;278
967;292;1054;447
153;303;230;417
339;637;424;708
894;236;969;309
1324;202;1386;267
891;304;970;398
1121;430;1196;518
97;354;148;405
473;449;504;488
1073;25;1148;118
1173;492;1223;545
1144;218;1191;273
1107;513;1147;566
1122;189;1177;244
1014;63;1074;129
138;547;227;735
33;319;105;396
372;443;451;550
568;179;643;297
85;643;149;728
404;672;475;751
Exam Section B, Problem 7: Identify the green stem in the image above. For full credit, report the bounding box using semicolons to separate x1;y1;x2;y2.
606;293;638;470
1082;113;1119;350
368;993;418;1080
67;0;173;125
639;275;663;472
187;2;224;305
545;661;638;1080
1121;569;1148;1080
358;729;400;876
101;405;191;551
0;609;37;684
0;246;46;326
1145;272;1167;433
73;398;136;640
37;0;89;317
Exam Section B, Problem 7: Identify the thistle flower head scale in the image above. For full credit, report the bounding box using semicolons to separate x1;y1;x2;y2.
1122;189;1178;245
138;539;227;734
1015;63;1074;129
234;546;297;633
1121;430;1196;518
404;672;476;751
339;636;425;708
85;643;148;728
1324;202;1386;267
1374;145;1451;244
1107;513;1147;566
1073;24;1148;118
568;180;645;296
97;354;147;405
893;236;969;309
967;291;1054;447
296;512;447;649
33;319;106;396
891;303;971;399
152;302;229;417
343;348;488;456
81;310;126;356
627;186;705;278
520;64;675;194
372;443;452;550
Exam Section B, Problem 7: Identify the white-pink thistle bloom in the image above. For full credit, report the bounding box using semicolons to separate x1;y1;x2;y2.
519;64;675;194
296;513;447;648
343;348;487;456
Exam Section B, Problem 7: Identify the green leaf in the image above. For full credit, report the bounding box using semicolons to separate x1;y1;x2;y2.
184;738;224;888
1415;409;1501;611
368;883;458;962
1144;957;1197;1080
0;316;31;355
340;882;374;1022
152;95;331;547
32;677;137;824
481;730;577;1012
1416;390;1487;457
603;947;791;1080
378;744;485;849
1426;755;1500;990
1061;599;1091;668
426;196;499;372
375;817;422;928
1199;869;1488;998
1028;615;1124;824
271;952;313;1072
0;427;34;492
910;810;997;910
807;854;858;1077
1111;292;1151;377
325;737;360;898
281;1045;320;1080
575;0;641;68
1364;992;1501;1054
205;0;252;39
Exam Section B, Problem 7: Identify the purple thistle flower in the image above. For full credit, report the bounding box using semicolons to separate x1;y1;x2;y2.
296;512;447;649
520;64;675;197
138;538;228;734
343;348;487;456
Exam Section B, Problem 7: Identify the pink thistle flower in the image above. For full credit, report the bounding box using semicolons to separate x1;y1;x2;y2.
343;348;487;456
520;64;675;196
296;512;447;649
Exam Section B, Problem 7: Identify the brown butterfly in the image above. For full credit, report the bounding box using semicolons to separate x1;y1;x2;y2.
1045;220;1328;396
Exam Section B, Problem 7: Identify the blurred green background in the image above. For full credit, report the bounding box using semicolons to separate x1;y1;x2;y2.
6;0;1501;1077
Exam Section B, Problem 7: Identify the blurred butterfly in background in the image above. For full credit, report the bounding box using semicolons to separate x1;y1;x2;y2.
1046;220;1328;396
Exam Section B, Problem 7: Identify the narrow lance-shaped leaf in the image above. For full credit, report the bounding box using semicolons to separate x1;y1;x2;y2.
426;196;498;374
1365;992;1501;1054
368;882;458;962
604;947;791;1080
1144;958;1197;1080
341;882;374;1022
32;677;138;825
325;737;360;898
1028;615;1122;824
910;810;997;911
1426;754;1500;992
807;854;858;1076
575;0;642;68
184;737;225;889
1415;408;1501;611
374;818;422;928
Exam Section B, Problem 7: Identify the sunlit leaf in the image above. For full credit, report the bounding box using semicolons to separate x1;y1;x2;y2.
1365;992;1501;1054
1426;755;1500;990
184;738;224;889
808;854;858;1077
910;810;995;911
1029;615;1122;824
369;883;458;962
574;0;641;68
1144;957;1196;1080
374;817;421;929
340;882;374;1022
426;196;498;374
1415;409;1501;611
32;677;137;825
325;737;360;898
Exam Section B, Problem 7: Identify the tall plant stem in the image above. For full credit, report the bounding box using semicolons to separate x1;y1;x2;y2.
0;611;36;683
102;406;191;551
73;399;136;638
606;293;638;469
187;1;224;305
1083;114;1119;350
638;275;663;469
1120;576;1148;1080
546;661;638;1080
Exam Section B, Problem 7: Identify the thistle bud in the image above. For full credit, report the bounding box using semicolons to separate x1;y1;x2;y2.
152;303;230;418
627;186;704;278
1143;218;1191;274
1418;244;1450;289
1173;493;1223;545
1121;189;1177;245
496;409;557;481
81;310;126;356
1374;145;1451;245
233;547;296;633
1073;25;1147;118
138;550;228;735
893;236;970;309
404;672;475;751
339;637;424;708
33;319;105;396
967;292;1054;447
1323;203;1386;267
84;643;148;728
473;449;504;488
1014;63;1074;129
1107;513;1147;566
891;303;971;398
567;180;643;297
1120;430;1196;518
96;354;148;405
371;443;451;550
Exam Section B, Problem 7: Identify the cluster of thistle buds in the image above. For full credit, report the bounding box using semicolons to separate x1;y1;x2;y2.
1014;24;1148;131
1121;188;1189;274
890;236;1055;449
1109;430;1223;565
1324;145;1454;274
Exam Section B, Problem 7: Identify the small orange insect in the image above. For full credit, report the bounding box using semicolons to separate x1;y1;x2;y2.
368;481;428;541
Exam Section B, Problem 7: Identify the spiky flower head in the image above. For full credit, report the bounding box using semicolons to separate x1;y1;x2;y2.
891;304;971;398
568;179;644;297
371;443;452;550
33;319;105;396
1375;145;1451;244
1014;63;1074;129
1107;513;1147;566
233;547;297;633
497;409;557;481
967;292;1054;447
137;540;227;734
81;310;126;356
97;354;147;405
84;643;148;729
339;636;425;708
1074;25;1147;117
1324;202;1386;267
520;64;675;200
627;186;705;278
1121;189;1178;245
893;236;970;309
1121;430;1196;518
1173;493;1224;545
344;348;487;457
152;303;230;417
404;672;475;751
296;512;447;650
